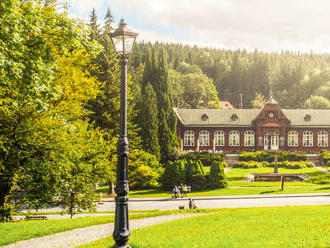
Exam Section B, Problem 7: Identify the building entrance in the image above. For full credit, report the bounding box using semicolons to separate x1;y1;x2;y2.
264;131;279;150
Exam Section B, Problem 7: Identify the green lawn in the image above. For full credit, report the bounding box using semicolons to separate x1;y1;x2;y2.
96;167;330;198
0;211;183;246
79;205;330;248
226;167;325;187
128;185;330;198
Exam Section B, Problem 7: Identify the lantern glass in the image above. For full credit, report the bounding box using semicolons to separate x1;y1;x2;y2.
110;19;138;56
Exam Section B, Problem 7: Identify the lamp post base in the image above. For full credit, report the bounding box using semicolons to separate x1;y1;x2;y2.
112;245;131;248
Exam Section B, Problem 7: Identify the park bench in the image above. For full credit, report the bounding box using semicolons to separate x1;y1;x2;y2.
25;215;48;220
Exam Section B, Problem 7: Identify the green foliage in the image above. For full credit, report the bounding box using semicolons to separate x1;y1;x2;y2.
179;152;224;167
233;161;265;169
233;160;314;169
251;93;267;109
160;161;183;190
239;151;307;162
209;161;227;189
132;43;330;109
320;150;330;165
304;95;330;109
0;0;112;220
306;174;330;184
128;150;161;189
139;83;161;159
161;158;207;190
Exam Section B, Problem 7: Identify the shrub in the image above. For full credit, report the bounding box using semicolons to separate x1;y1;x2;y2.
185;160;204;185
129;150;161;190
239;151;307;162
306;174;330;184
160;161;183;190
209;161;227;189
232;161;266;168
268;161;314;169
233;160;314;169
190;175;208;191
320;150;330;165
179;152;224;166
0;204;13;222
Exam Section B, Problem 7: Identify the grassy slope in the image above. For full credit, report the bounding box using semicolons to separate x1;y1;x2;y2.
0;212;182;246
79;205;330;248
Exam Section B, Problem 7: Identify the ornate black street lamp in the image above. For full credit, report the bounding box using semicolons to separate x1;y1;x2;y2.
110;19;138;248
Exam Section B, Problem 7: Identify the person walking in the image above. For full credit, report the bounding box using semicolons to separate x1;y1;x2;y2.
172;185;179;199
183;184;188;198
179;183;184;198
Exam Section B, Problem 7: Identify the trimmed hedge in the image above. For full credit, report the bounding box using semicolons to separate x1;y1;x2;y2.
232;161;266;169
179;152;224;166
232;160;314;169
209;161;227;189
161;158;227;190
239;151;307;162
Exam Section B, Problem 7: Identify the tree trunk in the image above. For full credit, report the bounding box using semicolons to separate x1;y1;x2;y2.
108;180;114;195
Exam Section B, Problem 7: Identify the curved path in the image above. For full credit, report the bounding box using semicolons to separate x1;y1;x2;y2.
3;214;205;248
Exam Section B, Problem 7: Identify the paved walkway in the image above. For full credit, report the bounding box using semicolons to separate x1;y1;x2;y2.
316;166;330;175
3;214;204;248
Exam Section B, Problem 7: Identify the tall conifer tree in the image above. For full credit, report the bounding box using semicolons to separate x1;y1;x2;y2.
88;8;101;41
140;83;161;159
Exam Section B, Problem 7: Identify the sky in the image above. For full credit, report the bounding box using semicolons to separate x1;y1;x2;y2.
64;0;330;53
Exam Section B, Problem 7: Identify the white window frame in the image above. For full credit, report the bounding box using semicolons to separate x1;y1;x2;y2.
199;130;210;146
318;131;328;147
288;131;298;147
214;130;225;146
229;130;240;147
303;131;313;147
184;130;195;146
244;130;255;146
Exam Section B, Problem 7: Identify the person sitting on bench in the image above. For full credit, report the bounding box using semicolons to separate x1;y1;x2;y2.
189;198;197;209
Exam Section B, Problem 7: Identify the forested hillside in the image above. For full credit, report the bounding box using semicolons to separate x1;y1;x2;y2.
131;43;330;109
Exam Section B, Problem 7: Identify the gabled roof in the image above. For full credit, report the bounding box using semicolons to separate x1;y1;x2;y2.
174;108;330;127
173;108;261;127
282;109;330;127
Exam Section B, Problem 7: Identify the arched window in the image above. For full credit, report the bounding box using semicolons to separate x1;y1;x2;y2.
318;131;328;147
229;130;240;146
199;130;210;146
201;114;208;121
288;131;298;147
303;131;313;147
214;130;225;146
184;130;194;146
231;114;238;121
244;130;255;146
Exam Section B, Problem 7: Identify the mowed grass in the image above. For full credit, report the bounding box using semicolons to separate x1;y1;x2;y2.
128;185;330;198
226;167;325;186
96;167;330;198
0;211;184;246
79;205;330;248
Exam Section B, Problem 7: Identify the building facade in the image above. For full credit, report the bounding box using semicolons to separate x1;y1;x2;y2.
174;99;330;153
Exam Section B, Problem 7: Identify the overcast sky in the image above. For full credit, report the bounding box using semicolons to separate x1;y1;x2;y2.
65;0;330;53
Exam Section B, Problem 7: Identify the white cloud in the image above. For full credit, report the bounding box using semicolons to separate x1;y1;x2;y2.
66;0;330;52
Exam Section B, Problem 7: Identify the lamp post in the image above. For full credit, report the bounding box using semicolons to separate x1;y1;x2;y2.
110;19;138;248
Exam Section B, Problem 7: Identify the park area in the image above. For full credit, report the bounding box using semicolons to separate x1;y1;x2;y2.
1;151;328;247
1;205;329;248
